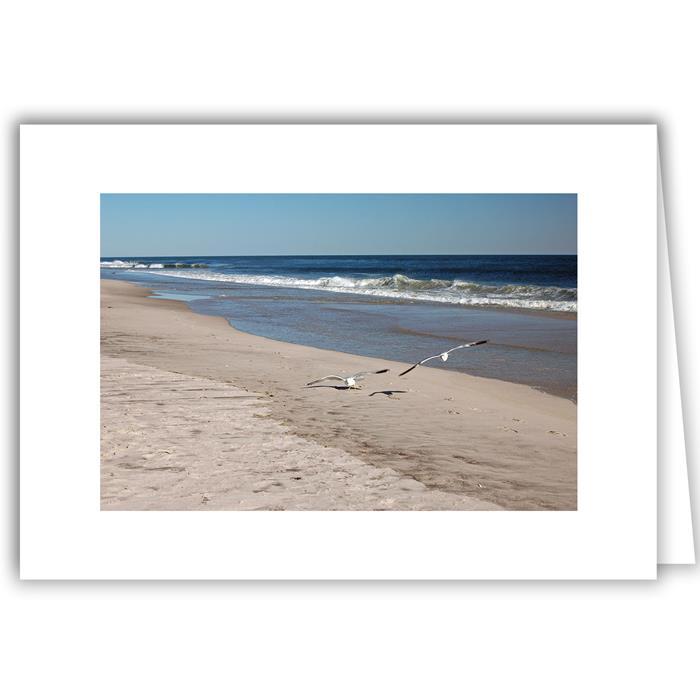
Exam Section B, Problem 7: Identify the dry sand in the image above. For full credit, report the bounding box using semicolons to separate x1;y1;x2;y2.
101;280;576;510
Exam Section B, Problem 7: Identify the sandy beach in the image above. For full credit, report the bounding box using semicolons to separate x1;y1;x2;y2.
101;280;576;510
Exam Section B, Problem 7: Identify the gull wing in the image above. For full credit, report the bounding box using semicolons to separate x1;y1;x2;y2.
306;375;347;386
399;354;442;376
445;339;489;355
350;369;390;381
400;341;488;377
398;363;421;377
418;353;443;365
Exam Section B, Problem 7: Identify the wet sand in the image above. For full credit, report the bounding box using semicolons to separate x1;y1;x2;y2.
101;280;577;510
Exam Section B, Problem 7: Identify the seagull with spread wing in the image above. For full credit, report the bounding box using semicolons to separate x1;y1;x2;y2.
399;340;488;376
306;369;390;389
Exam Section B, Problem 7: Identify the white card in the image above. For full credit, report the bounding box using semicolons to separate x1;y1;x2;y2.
20;124;661;579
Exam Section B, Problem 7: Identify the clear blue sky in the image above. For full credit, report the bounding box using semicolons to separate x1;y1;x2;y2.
101;193;576;256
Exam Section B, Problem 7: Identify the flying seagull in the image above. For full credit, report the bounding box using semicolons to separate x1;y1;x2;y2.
306;369;389;389
399;340;488;377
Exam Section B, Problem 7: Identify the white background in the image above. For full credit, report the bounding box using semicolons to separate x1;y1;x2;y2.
3;1;698;698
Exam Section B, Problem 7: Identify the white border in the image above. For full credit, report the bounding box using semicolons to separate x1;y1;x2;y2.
20;125;657;579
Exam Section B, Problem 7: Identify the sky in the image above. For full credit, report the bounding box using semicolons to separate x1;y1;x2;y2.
100;193;577;256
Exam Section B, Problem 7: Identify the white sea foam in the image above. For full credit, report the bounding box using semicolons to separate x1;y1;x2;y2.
100;260;206;269
140;269;577;312
100;259;135;268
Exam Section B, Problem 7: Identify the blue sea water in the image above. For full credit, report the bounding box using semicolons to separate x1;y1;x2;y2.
101;255;577;399
101;255;576;311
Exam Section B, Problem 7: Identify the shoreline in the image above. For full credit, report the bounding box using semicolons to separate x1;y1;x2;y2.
105;268;577;320
105;271;577;399
101;279;577;510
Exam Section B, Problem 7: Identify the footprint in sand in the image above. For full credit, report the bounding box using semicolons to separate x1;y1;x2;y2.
548;430;568;437
500;426;519;433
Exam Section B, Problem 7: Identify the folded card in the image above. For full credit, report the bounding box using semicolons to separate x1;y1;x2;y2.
20;124;680;579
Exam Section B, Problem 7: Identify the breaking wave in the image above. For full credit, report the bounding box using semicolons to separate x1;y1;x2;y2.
140;269;577;312
100;260;208;269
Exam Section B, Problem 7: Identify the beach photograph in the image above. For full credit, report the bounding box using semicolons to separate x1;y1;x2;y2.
101;193;577;511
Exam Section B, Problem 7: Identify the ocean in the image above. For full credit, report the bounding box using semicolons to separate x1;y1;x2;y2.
101;255;577;399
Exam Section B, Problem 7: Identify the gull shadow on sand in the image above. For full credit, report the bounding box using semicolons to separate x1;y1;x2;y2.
369;390;408;397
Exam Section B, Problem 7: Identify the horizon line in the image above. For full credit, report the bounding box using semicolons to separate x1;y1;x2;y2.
101;252;578;258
